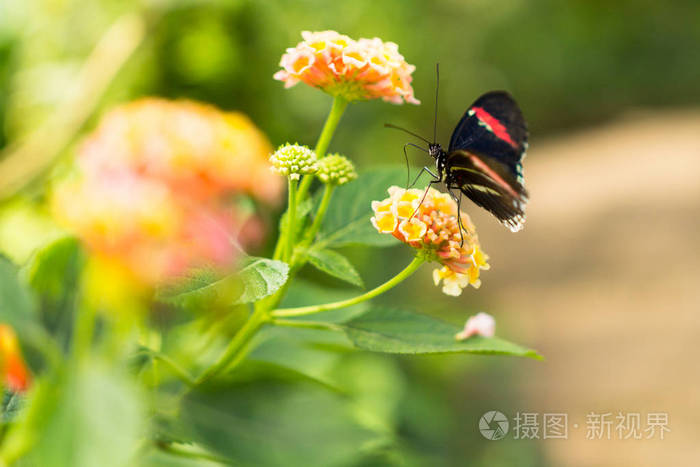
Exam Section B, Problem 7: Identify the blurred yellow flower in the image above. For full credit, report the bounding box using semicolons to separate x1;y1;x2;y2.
0;324;31;392
274;31;420;104
52;99;280;286
371;186;489;296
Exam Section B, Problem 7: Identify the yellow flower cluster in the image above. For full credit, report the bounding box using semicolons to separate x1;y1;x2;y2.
53;99;279;285
371;186;489;296
274;31;419;104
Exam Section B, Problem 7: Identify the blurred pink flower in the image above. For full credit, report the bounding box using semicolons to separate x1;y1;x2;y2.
274;31;419;104
52;99;280;286
78;99;282;203
455;312;496;340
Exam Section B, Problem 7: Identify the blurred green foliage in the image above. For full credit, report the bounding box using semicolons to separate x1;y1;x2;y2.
0;0;698;465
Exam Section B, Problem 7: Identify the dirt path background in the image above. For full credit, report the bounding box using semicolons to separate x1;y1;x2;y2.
472;110;700;466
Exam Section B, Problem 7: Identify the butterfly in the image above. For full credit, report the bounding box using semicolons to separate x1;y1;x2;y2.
387;67;529;232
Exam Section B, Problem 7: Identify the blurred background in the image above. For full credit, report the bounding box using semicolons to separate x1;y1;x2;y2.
1;0;699;465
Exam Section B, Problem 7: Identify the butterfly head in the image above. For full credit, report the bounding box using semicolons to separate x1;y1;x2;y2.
428;143;443;159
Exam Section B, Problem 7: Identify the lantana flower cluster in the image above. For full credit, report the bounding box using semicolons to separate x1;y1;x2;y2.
274;30;419;104
371;186;490;296
53;99;281;285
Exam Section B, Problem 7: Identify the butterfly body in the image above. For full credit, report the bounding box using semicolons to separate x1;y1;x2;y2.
427;90;529;232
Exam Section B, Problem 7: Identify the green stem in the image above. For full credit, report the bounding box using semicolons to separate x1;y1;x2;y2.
71;304;96;361
271;319;343;332
199;98;351;383
194;306;269;385
156;441;231;464
272;256;425;318
301;184;334;246
297;96;348;202
284;178;298;261
139;350;195;387
315;96;348;158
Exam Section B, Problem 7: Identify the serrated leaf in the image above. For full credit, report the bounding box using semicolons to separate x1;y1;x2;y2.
158;257;289;312
236;258;289;304
341;307;541;359
306;248;363;287
317;167;405;247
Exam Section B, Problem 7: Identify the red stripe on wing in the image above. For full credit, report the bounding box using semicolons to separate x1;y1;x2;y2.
467;153;520;198
472;107;518;148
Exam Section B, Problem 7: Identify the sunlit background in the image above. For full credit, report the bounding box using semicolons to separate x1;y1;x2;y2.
1;0;699;465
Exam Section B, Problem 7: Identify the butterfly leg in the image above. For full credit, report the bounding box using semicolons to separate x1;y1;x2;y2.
402;143;429;189
408;165;440;189
447;187;465;246
409;178;441;221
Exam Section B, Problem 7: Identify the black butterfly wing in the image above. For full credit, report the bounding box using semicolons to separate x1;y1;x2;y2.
445;150;527;232
448;91;528;166
446;91;529;231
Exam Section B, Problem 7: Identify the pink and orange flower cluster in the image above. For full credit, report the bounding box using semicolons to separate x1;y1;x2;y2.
274;31;419;105
53;99;281;285
371;186;489;296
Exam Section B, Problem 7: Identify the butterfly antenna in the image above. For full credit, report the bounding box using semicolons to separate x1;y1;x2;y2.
384;123;431;144
433;63;440;144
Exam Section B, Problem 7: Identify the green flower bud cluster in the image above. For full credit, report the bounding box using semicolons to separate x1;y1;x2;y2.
316;154;357;186
270;143;318;180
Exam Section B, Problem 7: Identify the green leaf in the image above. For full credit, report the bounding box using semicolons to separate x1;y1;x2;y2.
181;377;380;467
21;361;144;467
1;391;25;425
236;258;289;304
0;255;37;334
158;257;289;312
21;237;84;308
306;248;364;287
317;166;405;247
341;307;541;358
245;334;348;392
20;237;85;349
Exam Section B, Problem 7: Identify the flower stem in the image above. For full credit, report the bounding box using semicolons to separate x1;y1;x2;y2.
301;184;334;245
139;349;195;387
198;98;351;384
194;305;269;385
156;441;231;464
315;96;348;159
297;96;348;201
71;304;96;361
272;256;425;318
271;319;343;332
284;178;298;261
